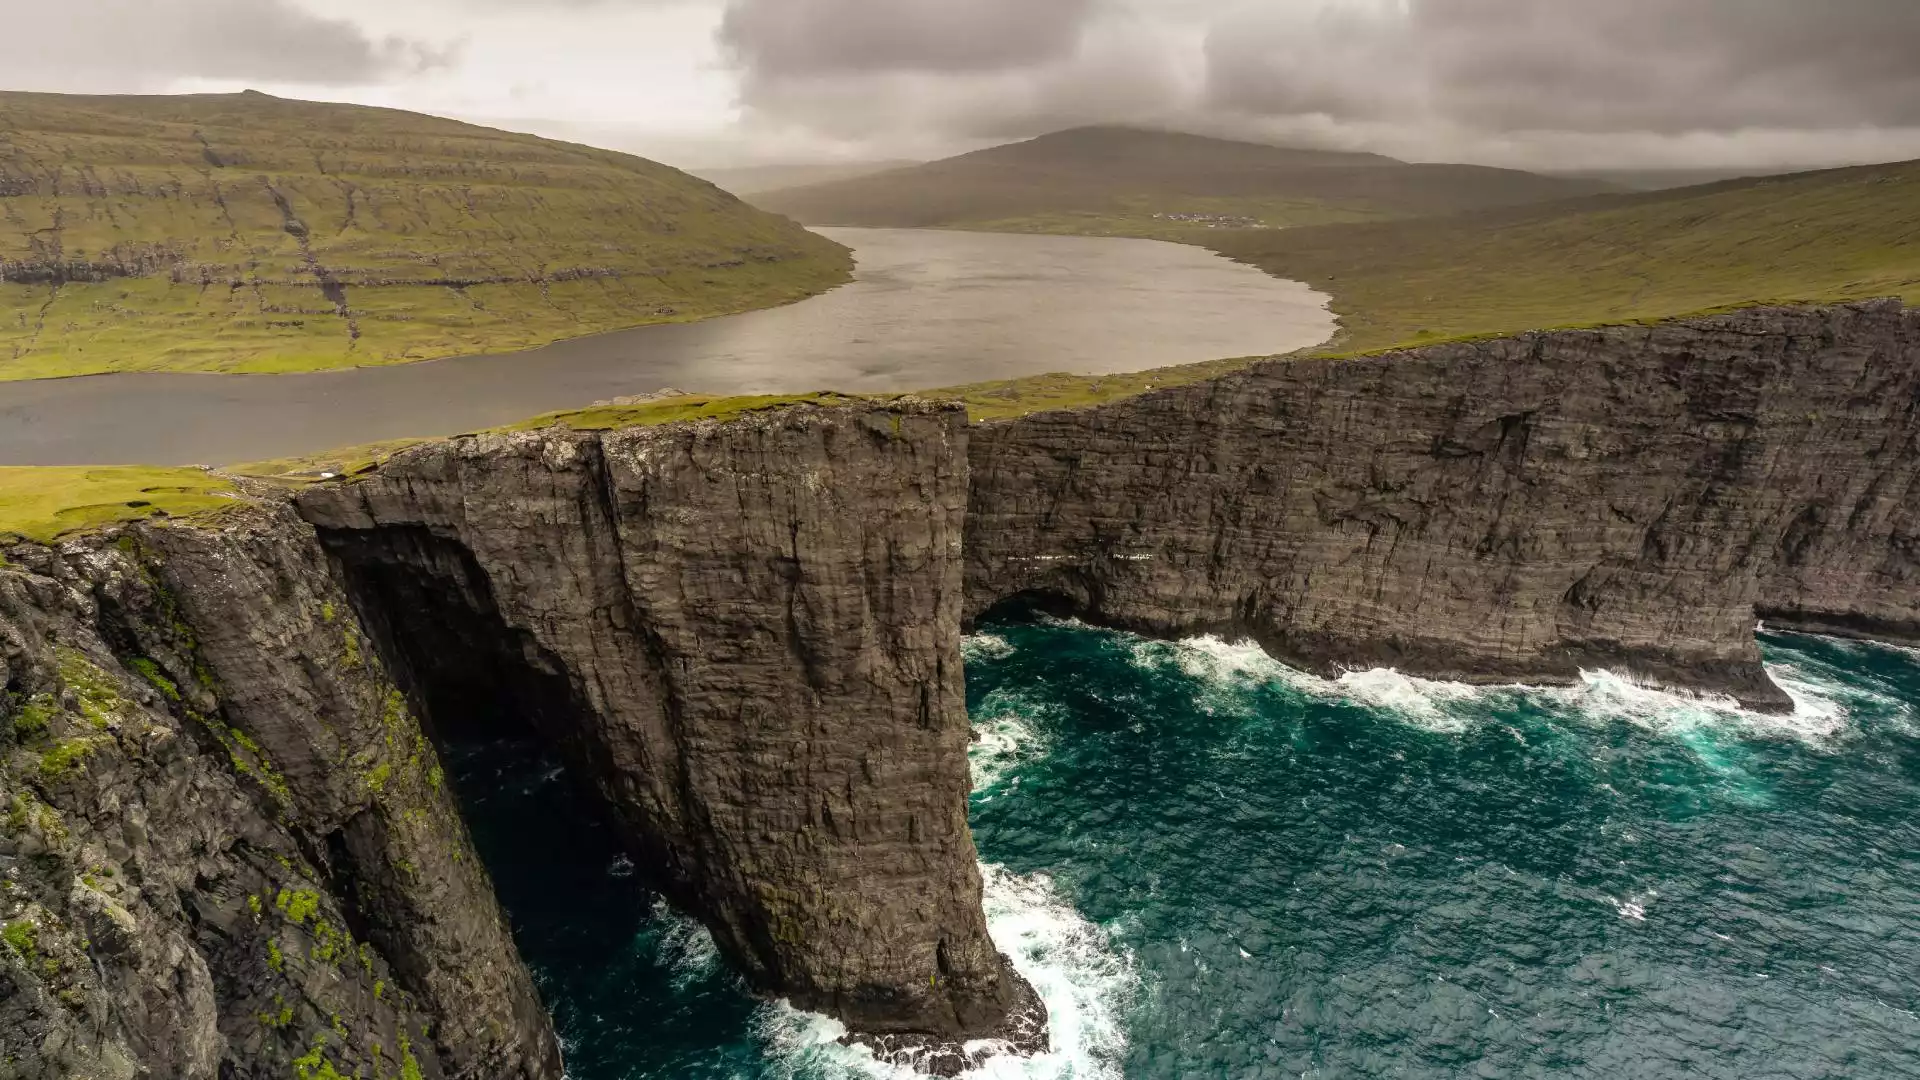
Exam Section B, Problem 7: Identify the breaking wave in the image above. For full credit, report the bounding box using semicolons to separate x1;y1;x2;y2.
1124;630;1911;752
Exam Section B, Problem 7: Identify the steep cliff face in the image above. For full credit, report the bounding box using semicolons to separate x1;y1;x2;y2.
966;300;1920;710
293;402;1045;1064
0;505;559;1079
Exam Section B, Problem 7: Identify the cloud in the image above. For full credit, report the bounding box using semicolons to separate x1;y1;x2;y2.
711;0;1920;170
719;0;1099;78
0;0;451;91
1206;0;1920;134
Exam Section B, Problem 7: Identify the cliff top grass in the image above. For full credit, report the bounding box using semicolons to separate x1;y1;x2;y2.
497;391;869;432
0;467;241;545
0;91;851;380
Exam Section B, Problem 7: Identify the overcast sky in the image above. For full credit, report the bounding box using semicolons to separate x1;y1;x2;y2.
7;0;1920;172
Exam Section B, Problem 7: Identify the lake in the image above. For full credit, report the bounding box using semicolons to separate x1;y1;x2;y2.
0;227;1332;465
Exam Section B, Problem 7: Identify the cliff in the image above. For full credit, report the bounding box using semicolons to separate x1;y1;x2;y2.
292;403;1044;1069
5;302;1919;1076
0;504;559;1079
966;300;1920;711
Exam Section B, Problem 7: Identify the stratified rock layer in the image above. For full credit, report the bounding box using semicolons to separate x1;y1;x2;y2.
966;300;1920;710
295;403;1043;1047
0;505;560;1080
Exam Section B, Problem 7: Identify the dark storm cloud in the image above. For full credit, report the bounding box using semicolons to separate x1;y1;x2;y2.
1207;0;1920;134
711;0;1920;167
2;0;448;90
718;0;1099;77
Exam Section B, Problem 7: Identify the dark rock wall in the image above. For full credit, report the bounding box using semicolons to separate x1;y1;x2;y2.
296;403;1038;1045
966;301;1920;710
0;505;560;1080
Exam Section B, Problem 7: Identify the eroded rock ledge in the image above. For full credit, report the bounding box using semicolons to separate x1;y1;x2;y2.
3;302;1918;1075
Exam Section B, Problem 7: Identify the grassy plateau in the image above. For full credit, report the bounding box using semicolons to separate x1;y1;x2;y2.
0;91;852;380
0;467;241;544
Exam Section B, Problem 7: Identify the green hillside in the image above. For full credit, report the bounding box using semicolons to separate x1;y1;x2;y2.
749;126;1618;234
1204;158;1920;354
0;91;852;380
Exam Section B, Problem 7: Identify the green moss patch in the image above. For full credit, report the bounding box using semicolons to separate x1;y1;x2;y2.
0;467;242;544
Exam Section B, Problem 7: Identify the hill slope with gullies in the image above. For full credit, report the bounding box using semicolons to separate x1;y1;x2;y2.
0;91;852;380
1204;158;1920;354
749;126;1621;234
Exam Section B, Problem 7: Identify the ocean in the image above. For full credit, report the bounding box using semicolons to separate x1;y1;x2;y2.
447;618;1920;1078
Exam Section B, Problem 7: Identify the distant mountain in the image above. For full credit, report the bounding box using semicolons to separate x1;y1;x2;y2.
748;126;1622;231
0;91;850;380
691;160;921;196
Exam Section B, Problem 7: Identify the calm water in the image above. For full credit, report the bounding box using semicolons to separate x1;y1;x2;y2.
448;622;1920;1079
0;228;1331;465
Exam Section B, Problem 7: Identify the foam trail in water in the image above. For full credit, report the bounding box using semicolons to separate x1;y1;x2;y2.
962;632;1018;664
652;908;722;991
970;711;1044;793
755;633;1135;1079
755;865;1135;1080
1138;634;1490;733
1130;630;1901;750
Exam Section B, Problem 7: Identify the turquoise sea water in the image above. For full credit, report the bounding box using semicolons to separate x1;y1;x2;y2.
448;620;1920;1079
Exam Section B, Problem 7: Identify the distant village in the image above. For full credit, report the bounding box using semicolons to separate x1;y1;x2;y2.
1150;212;1274;228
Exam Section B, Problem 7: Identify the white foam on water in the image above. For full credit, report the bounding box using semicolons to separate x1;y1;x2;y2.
1121;627;1904;754
1612;889;1658;922
653;908;723;990
1139;633;1494;733
969;688;1058;792
963;632;1018;664
971;711;1045;792
753;865;1136;1080
1559;667;1860;747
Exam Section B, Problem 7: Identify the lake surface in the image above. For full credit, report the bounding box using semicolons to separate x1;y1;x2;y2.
451;622;1920;1079
0;228;1331;465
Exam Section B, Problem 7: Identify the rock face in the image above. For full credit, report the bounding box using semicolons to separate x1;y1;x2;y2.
966;300;1920;710
0;504;560;1079
293;402;1045;1057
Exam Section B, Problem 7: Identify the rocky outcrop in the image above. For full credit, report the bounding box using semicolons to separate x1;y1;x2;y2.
294;402;1045;1066
0;504;560;1079
966;300;1920;710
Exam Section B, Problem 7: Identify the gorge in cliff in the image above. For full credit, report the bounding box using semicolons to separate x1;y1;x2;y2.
2;301;1917;1078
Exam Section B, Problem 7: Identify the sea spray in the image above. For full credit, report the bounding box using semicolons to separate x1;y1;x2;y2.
449;618;1920;1078
961;615;1920;1077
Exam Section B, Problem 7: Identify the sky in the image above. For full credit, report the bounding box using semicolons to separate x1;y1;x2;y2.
6;0;1920;173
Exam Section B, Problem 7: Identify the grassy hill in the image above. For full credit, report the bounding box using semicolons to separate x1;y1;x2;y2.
0;91;852;380
1204;158;1920;354
749;126;1619;235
